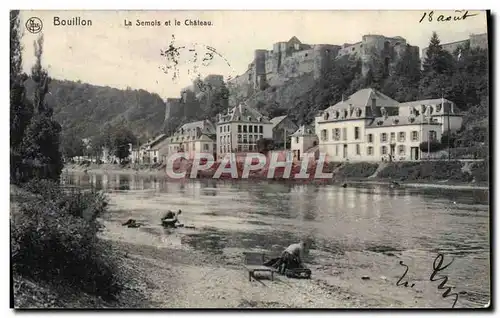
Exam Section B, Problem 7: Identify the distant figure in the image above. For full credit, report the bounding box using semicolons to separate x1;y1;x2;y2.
162;209;182;228
271;241;307;274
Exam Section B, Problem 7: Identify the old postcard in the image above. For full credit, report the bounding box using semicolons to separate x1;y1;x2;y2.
10;9;490;309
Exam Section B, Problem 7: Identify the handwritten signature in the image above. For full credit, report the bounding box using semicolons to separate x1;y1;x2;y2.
419;10;479;23
396;253;460;308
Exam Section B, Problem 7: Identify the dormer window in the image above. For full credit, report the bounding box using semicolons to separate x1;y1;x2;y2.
355;108;362;117
237;116;241;121
408;116;415;123
258;117;262;122
324;112;330;120
377;120;383;126
343;110;348;118
334;111;339;119
248;116;252;121
393;118;399;125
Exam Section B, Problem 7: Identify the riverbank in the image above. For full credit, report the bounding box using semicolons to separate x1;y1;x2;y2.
89;188;488;308
64;160;489;190
12;180;489;308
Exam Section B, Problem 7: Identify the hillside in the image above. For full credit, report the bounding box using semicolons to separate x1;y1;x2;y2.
24;78;168;141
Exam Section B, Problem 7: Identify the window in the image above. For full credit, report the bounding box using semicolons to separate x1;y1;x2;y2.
219;126;222;132
367;146;373;155
237;145;242;152
390;132;396;142
381;133;387;142
259;126;263;133
321;129;328;141
354;127;360;140
398;145;405;155
399;132;406;142
342;128;347;140
332;128;340;140
238;125;242;133
254;125;258;132
254;134;258;141
249;145;253;151
237;134;242;142
411;131;419;141
356;144;360;155
429;130;437;141
203;144;209;151
220;146;223;153
243;125;247;133
295;137;299;144
368;134;373;143
219;136;223;143
243;135;248;143
335;145;339;156
227;125;230;132
381;146;388;155
249;135;253;143
249;125;253;133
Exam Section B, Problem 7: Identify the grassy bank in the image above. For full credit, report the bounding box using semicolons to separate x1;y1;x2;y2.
10;180;150;308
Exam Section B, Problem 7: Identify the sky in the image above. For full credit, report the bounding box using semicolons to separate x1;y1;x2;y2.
18;10;488;100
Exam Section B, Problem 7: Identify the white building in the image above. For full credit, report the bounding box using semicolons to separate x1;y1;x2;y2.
167;120;216;160
290;125;319;160
133;134;168;164
315;88;463;162
216;103;273;158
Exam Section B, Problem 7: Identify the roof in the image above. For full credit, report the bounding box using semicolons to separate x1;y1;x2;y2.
398;98;454;108
366;115;442;128
270;115;287;128
141;134;167;149
219;104;271;124
175;119;216;136
325;88;400;112
288;36;301;44
291;125;316;137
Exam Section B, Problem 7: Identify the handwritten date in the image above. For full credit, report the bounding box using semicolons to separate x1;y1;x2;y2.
419;10;479;23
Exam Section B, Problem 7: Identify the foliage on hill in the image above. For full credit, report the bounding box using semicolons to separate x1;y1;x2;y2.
24;78;168;142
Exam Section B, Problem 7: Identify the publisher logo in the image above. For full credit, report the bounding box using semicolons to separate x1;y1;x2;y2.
26;17;43;34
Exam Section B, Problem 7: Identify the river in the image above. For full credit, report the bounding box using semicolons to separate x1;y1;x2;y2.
62;171;490;308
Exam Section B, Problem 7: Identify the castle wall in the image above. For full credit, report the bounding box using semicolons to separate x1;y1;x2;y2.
470;33;488;50
337;41;363;58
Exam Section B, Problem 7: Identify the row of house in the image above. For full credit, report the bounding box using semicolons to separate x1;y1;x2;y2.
125;87;462;164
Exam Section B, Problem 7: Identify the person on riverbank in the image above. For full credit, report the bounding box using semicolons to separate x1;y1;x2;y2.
268;241;307;274
161;209;182;228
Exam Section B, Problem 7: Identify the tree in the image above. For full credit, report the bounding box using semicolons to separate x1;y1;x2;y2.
61;130;85;160
421;32;455;76
20;35;63;181
111;125;136;163
10;10;34;182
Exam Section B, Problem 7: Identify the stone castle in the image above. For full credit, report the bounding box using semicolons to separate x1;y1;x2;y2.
228;35;420;92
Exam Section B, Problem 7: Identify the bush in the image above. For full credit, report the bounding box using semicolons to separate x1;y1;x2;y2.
12;180;121;298
335;162;379;179
470;161;489;183
378;161;473;182
419;141;444;153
